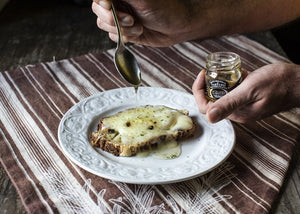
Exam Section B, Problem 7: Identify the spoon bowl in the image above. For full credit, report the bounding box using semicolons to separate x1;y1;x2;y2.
110;0;141;86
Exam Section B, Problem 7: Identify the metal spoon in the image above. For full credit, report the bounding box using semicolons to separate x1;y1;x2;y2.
110;0;141;87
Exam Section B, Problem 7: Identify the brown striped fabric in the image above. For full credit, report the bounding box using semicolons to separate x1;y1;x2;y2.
0;35;299;214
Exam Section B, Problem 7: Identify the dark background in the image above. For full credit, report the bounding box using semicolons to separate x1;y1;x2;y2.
272;18;300;64
0;0;115;71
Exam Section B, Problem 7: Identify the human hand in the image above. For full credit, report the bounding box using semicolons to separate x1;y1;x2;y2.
91;0;202;47
192;63;300;123
92;0;300;47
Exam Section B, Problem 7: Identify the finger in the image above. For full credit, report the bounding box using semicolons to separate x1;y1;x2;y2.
97;18;118;34
226;106;257;123
192;70;210;114
92;2;114;26
93;0;110;10
92;2;134;27
206;85;251;123
109;33;136;43
108;25;143;42
226;96;271;123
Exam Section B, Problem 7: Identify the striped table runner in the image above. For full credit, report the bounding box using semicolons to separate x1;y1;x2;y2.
1;35;299;214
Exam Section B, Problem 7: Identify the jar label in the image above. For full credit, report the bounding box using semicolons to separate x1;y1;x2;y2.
211;89;227;99
206;77;241;100
209;80;228;89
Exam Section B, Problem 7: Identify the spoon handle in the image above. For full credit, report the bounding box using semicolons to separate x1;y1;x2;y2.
110;0;124;48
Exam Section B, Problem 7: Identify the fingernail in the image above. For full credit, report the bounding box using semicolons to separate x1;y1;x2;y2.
197;72;201;79
197;70;205;79
208;107;222;123
121;16;133;26
130;26;142;35
98;0;110;9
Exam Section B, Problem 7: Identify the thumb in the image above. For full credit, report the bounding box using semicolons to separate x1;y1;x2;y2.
206;86;249;123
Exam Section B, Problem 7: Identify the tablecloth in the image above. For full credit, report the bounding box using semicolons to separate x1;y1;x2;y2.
0;35;299;214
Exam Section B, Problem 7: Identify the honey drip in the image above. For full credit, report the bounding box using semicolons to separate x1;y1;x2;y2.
134;85;138;106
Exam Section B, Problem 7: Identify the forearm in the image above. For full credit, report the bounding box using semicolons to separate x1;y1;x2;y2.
181;0;300;41
91;0;299;47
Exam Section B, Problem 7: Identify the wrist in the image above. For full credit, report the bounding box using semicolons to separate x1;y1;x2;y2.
285;63;300;108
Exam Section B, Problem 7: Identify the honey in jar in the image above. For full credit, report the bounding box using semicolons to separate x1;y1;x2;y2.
205;52;244;101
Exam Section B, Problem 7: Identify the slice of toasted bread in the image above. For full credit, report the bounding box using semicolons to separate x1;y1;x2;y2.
90;105;195;157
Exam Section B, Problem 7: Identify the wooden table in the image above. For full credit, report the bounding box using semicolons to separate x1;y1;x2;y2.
0;1;299;213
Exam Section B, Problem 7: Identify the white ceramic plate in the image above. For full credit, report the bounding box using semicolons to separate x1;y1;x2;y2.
58;87;235;184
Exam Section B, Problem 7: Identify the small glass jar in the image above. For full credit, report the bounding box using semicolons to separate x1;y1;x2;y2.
205;52;243;101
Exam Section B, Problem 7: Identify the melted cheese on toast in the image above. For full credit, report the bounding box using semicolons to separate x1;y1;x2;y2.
90;105;195;156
